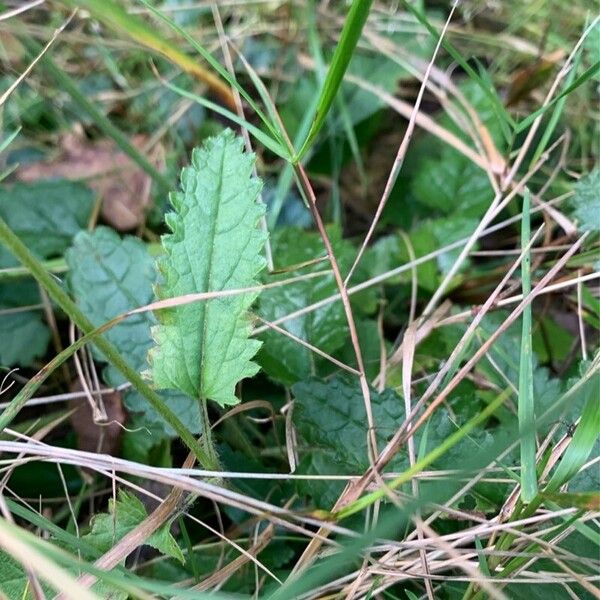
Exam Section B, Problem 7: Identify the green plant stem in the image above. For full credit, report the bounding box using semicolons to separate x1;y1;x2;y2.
199;398;217;468
0;215;216;469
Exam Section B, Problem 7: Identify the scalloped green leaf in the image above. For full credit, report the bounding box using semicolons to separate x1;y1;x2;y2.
149;129;267;406
292;375;495;507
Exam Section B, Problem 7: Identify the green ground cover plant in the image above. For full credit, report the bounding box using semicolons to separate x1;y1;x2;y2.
0;0;598;598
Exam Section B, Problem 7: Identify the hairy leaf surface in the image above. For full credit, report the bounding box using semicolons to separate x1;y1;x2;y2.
149;130;266;405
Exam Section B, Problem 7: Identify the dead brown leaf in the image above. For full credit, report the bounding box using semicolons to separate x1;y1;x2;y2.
17;132;154;231
69;383;125;456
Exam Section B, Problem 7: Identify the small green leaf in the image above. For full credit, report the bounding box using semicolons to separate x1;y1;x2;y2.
83;490;184;564
0;180;94;268
412;148;493;217
570;169;600;233
66;227;201;435
149;130;267;406
0;282;50;367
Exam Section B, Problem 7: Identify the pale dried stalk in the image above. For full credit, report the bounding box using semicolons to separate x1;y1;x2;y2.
344;2;457;286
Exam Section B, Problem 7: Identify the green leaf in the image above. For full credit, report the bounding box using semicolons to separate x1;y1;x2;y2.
66;227;201;435
67;228;156;369
292;375;494;506
412;148;493;217
292;375;405;506
149;130;267;406
83;490;184;564
257;228;352;386
0;551;52;598
293;375;404;468
0;179;93;366
0;281;50;366
570;169;600;232
0;180;94;268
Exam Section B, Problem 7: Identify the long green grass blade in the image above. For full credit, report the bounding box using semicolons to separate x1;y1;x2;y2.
545;382;600;492
294;0;374;162
162;80;289;158
518;189;537;503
